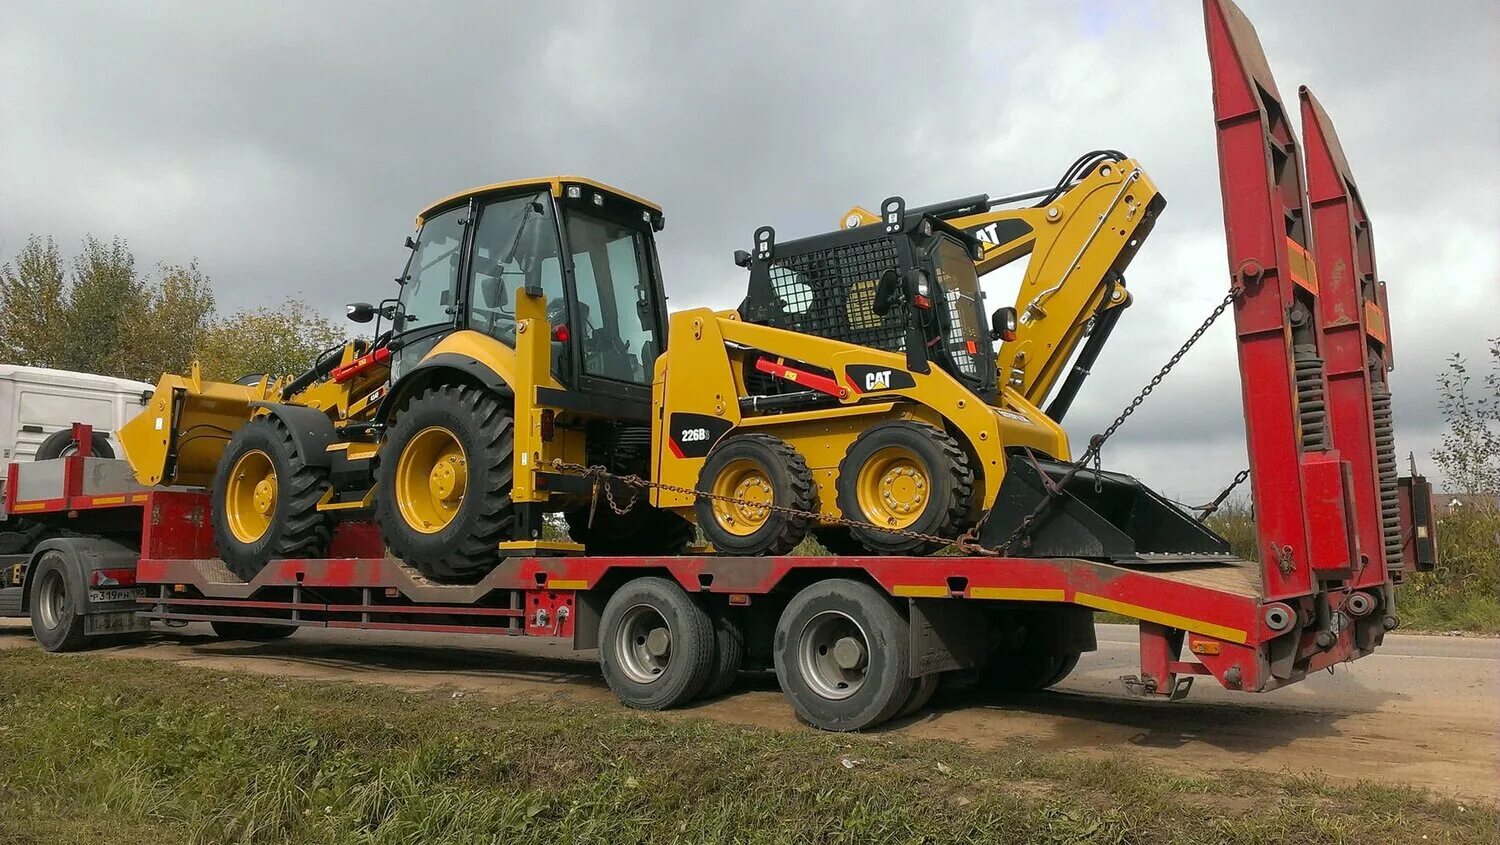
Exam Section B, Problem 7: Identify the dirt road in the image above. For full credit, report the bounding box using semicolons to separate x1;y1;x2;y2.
3;620;1496;800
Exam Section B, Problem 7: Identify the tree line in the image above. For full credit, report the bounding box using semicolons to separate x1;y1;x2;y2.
0;236;345;384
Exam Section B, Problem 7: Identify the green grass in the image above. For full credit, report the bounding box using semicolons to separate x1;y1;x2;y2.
1;651;1494;844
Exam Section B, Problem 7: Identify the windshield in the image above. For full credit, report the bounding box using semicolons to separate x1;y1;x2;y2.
468;192;563;345
933;236;991;389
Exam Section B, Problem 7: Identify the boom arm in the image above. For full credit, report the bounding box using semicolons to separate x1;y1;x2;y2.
843;155;1164;415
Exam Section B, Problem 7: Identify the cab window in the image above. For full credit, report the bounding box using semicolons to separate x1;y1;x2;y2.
467;193;563;344
565;213;660;384
397;206;465;336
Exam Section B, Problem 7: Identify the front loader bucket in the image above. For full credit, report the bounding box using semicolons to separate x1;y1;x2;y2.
979;454;1231;561
120;366;272;487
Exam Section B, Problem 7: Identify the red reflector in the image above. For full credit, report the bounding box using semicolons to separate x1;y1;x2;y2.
913;295;931;309
965;339;977;355
1002;330;1017;342
552;324;571;343
90;567;136;587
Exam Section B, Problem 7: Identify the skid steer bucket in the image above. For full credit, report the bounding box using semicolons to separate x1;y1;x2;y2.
119;365;271;487
978;453;1232;561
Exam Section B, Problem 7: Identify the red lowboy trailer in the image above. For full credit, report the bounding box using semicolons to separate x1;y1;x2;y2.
1;0;1439;731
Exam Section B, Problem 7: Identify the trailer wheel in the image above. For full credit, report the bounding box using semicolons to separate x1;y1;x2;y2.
599;577;716;710
212;417;332;581
375;385;514;583
895;671;942;720
835;422;972;555
700;608;746;700
28;551;87;652
210;621;297;641
774;578;913;731
695;434;814;556
564;497;693;556
979;651;1079;693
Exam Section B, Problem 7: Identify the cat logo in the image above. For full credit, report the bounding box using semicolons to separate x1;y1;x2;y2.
865;370;893;391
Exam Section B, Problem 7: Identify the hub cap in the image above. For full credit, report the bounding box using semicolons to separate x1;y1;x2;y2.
37;569;66;631
616;604;673;684
798;609;870;700
855;445;929;529
225;449;277;544
709;458;773;536
396;426;468;533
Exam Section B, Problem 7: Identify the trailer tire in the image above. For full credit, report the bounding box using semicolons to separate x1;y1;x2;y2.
599;577;716;710
700;608;746;700
28;551;88;652
835;422;972;555
35;428;114;460
375;384;514;583
695;434;814;556
895;671;941;719
775;578;913;731
564;497;693;556
979;651;1079;693
210;621;297;641
212;417;332;582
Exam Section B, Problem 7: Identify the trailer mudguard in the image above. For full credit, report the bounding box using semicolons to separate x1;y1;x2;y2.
22;536;139;614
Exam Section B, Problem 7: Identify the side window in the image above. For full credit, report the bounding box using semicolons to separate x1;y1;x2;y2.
467;193;562;344
564;213;660;384
397;206;465;337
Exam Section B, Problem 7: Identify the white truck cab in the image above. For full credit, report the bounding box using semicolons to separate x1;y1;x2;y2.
0;365;152;484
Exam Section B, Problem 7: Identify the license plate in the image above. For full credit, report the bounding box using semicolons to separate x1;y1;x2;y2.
85;610;150;635
88;587;145;604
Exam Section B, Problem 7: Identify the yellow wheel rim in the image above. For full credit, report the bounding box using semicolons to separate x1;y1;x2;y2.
709;458;774;537
855;445;930;530
395;426;468;534
225;449;277;544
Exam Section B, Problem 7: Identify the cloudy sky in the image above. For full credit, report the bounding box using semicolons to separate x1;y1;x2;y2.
3;1;1496;499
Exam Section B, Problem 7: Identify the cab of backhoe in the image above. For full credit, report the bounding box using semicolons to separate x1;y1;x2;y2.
377;177;671;411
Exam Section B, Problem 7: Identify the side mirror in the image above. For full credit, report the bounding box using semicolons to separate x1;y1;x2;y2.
872;268;901;316
346;302;376;323
404;236;418;250
733;249;752;268
991;306;1018;342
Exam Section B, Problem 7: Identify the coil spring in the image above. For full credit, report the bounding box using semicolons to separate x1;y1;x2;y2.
1371;383;1404;566
1294;345;1329;451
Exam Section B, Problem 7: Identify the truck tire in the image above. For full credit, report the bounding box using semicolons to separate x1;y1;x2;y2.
694;434;814;556
212;417;332;582
28;550;88;652
835;422;972;555
700;607;746;700
375;385;515;583
599;576;716;710
564;497;693;556
774;578;913;731
35;429;114;460
211;620;297;641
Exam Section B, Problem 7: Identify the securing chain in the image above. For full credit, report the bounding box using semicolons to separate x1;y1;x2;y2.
554;284;1244;558
993;285;1244;553
1194;467;1250;521
552;459;982;552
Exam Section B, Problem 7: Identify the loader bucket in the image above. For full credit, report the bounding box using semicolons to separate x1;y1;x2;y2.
979;453;1232;561
120;366;273;487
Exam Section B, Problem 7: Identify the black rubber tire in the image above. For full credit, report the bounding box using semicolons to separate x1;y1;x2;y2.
211;417;332;582
35;429;114;460
565;495;693;556
700;607;746;700
211;621;297;641
977;651;1076;694
375;385;514;583
895;671;942;719
774;578;913;732
835;421;973;555
694;434;814;556
811;526;867;557
27;550;88;652
599;577;717;710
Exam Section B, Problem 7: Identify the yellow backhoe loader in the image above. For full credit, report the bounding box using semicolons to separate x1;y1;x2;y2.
121;160;1225;583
